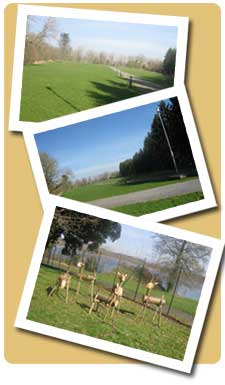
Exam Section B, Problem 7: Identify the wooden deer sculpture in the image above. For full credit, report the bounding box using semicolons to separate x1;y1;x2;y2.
138;278;166;327
75;261;96;302
88;291;120;320
145;278;159;296
113;272;128;313
89;271;128;320
141;295;166;327
48;271;71;304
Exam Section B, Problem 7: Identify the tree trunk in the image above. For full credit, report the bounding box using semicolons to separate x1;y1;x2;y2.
166;240;187;315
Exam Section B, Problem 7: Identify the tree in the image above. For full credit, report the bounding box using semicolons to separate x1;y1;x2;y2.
59;33;71;59
151;235;212;315
46;207;121;264
40;153;74;194
163;48;176;76
152;234;211;315
38;17;58;42
24;17;59;64
40;152;60;192
119;97;197;178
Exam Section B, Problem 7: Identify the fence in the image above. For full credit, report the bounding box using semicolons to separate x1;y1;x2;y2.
42;244;196;326
109;66;162;92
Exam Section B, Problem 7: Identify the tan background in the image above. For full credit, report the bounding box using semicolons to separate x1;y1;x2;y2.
5;3;221;364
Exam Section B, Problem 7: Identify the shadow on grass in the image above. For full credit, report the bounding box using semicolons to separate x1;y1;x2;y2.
46;86;80;112
76;302;91;311
46;286;53;296
119;308;136;316
86;79;144;106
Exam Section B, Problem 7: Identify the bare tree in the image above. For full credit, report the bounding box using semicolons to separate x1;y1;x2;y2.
152;235;211;315
40;152;59;192
24;17;59;64
153;235;211;291
37;17;58;42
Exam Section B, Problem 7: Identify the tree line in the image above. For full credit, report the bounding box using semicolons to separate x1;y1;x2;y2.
45;207;121;264
119;97;197;178
40;151;120;194
24;16;176;76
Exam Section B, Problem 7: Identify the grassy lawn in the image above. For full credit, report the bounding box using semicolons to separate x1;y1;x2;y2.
63;176;197;202
27;265;192;360
118;66;173;87
41;262;198;319
20;62;144;122
113;192;204;216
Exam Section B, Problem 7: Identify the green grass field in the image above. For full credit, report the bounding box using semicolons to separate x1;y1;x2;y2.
63;176;197;202
20;62;145;122
113;192;204;216
27;265;192;360
118;66;173;87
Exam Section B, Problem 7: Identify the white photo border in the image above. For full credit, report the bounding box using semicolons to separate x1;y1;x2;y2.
8;4;188;131
23;85;216;223
14;198;224;374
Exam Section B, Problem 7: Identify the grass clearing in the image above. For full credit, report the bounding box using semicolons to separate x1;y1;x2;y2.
20;62;144;122
118;66;173;87
27;265;192;360
63;176;197;202
113;192;204;216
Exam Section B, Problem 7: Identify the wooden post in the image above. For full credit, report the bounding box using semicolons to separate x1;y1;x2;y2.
50;244;57;266
128;76;132;88
95;251;102;273
91;252;96;272
57;250;62;269
90;279;94;303
65;282;69;304
112;255;122;288
46;247;52;265
133;259;146;301
75;264;85;300
166;240;187;316
75;278;81;300
81;245;86;262
141;303;147;321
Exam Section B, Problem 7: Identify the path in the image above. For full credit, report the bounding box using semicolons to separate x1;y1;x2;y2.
89;179;202;208
109;66;163;92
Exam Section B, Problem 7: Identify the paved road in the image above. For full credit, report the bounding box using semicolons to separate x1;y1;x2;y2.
89;179;202;209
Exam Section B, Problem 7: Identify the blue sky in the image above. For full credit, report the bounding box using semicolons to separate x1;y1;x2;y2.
103;224;158;260
28;15;177;59
35;100;169;180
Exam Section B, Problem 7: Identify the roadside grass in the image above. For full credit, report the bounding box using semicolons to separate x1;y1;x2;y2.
63;176;197;202
27;265;191;360
113;192;204;216
20;62;143;122
118;66;173;87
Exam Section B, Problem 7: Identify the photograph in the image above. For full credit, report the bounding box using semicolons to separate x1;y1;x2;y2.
9;5;188;130
15;202;224;373
32;94;210;218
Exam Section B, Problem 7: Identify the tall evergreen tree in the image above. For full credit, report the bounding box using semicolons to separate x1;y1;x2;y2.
163;48;176;76
119;97;196;177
